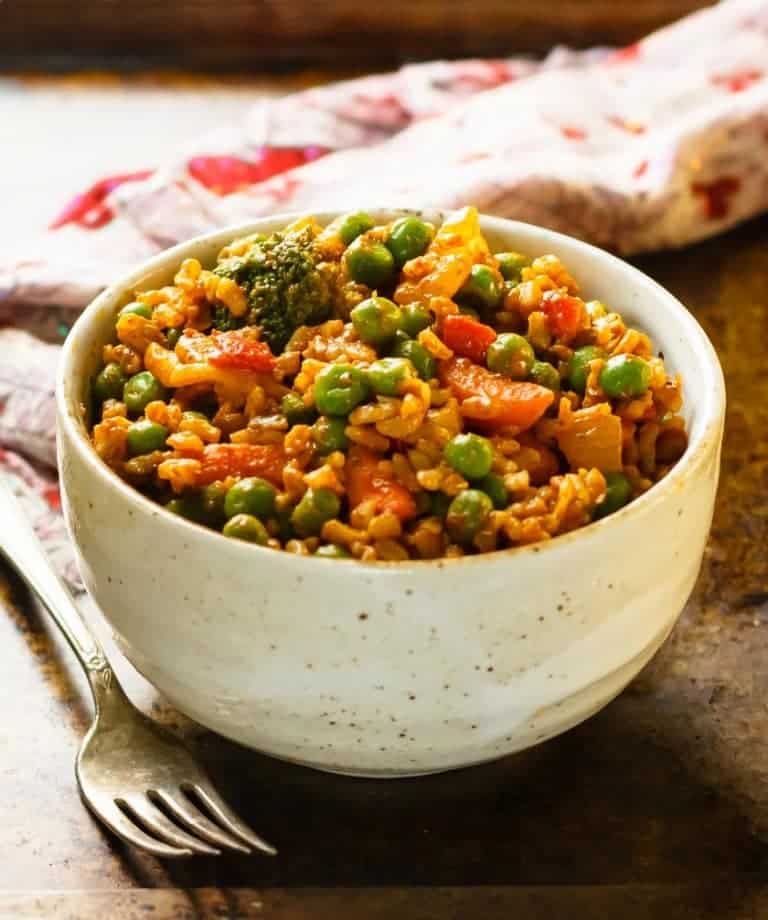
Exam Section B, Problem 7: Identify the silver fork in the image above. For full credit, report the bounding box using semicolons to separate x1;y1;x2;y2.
0;478;276;858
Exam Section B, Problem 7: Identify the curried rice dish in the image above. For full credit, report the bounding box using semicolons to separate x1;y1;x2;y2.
88;207;688;561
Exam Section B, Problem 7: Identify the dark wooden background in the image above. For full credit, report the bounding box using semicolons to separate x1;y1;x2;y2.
1;0;712;70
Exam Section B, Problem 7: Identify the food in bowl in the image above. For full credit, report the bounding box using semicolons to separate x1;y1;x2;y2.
61;209;723;776
88;206;688;561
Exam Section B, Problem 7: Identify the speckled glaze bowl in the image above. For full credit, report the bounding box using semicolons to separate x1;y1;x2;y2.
56;210;725;777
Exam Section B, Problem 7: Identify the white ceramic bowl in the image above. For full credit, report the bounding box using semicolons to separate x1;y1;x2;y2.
57;210;725;777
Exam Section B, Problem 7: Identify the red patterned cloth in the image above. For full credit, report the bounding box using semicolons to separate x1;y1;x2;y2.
1;0;767;587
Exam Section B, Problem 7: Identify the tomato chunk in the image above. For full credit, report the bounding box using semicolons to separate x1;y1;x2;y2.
540;291;587;342
441;314;497;364
197;443;285;487
347;447;417;521
208;330;276;372
440;357;554;430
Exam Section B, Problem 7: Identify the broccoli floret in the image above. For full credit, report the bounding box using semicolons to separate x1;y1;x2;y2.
213;228;333;351
210;304;245;332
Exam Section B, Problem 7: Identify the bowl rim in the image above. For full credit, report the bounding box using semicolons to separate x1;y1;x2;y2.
56;209;726;571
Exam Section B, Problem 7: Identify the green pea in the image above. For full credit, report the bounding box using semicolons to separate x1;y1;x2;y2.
567;345;604;394
166;327;182;349
123;455;159;482
182;409;209;422
444;433;494;480
92;362;127;403
599;355;651;399
313;363;369;416
495;251;530;283
344;238;395;288
390;334;437;381
399;303;432;338
386;215;433;267
430;491;452;519
339;211;375;246
282;392;317;426
457;264;502;310
351;296;402;346
428;492;453;519
486;333;534;379
478;472;508;509
315;544;351;559
313;416;349;455
530;360;561;392
222;513;270;544
119;301;153;320
123;371;167;415
367;357;413;396
593;471;633;520
273;507;295;542
165;494;206;524
446;489;493;545
200;482;228;524
224;477;276;520
126;419;168;457
291;488;341;537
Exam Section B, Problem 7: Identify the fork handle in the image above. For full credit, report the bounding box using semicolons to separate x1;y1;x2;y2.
0;476;113;697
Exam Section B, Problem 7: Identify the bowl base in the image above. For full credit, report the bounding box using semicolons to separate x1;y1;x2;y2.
157;617;675;779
